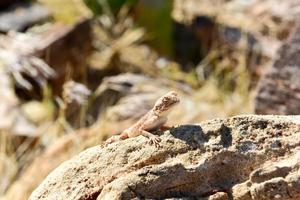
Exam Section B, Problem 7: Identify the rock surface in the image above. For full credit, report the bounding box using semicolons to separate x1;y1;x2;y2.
29;115;300;200
255;22;300;114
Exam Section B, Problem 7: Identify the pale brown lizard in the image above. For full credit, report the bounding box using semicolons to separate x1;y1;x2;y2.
105;91;180;146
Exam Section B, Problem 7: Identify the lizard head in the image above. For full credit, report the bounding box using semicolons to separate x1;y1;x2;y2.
153;91;180;116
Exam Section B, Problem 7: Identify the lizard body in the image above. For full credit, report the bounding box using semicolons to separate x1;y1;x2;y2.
105;91;180;145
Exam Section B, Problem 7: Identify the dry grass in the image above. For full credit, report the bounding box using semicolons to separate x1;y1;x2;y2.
38;0;92;23
0;132;17;195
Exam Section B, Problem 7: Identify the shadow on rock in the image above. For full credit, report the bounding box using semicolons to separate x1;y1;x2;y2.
170;124;207;148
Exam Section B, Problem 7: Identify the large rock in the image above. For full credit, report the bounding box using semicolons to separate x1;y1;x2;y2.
29;115;300;200
255;23;300;114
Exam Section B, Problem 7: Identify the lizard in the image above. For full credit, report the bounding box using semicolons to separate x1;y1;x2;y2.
105;91;180;146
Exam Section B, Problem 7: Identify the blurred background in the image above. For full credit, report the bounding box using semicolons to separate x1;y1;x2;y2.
0;0;299;199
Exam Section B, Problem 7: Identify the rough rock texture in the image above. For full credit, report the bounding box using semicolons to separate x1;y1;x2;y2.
255;23;300;115
29;115;300;200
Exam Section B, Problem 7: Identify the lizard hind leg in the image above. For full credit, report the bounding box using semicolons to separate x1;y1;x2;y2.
140;130;161;147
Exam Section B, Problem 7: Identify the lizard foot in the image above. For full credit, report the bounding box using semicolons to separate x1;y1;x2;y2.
141;130;161;147
148;135;162;147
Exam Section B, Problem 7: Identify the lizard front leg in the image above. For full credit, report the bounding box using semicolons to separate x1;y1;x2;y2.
140;129;161;147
